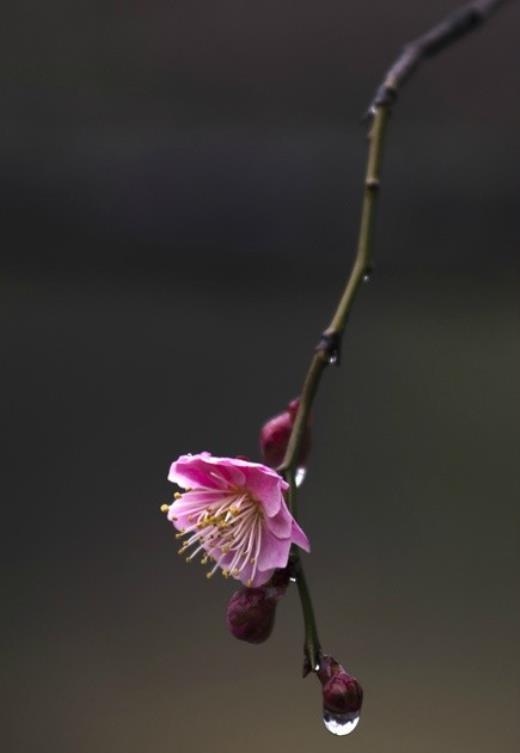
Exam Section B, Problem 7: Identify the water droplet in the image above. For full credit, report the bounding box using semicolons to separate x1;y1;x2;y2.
328;351;338;365
289;576;297;583
362;266;374;283
295;467;307;487
323;712;360;736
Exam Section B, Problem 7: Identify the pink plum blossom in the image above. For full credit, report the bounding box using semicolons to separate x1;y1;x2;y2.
165;452;310;587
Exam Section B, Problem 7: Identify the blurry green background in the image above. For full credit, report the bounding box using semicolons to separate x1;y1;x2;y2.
2;2;519;752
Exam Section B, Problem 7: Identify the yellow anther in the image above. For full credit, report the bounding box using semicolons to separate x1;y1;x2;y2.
174;492;182;500
222;570;229;579
201;556;208;565
206;570;215;579
160;504;170;513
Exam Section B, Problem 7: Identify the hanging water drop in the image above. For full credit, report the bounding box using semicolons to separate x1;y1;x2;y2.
295;466;307;487
322;711;360;736
362;265;374;283
328;351;338;365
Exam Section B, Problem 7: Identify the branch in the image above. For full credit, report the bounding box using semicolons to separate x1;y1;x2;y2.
278;107;390;478
369;0;511;114
280;0;511;675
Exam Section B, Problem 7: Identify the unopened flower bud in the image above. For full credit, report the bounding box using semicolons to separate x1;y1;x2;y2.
260;398;311;471
317;655;363;736
226;569;289;644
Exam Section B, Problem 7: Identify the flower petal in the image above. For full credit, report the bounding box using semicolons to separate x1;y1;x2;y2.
169;453;253;491
290;518;311;553
265;503;293;538
244;467;286;517
250;568;275;587
257;528;292;572
237;560;275;588
168;453;224;490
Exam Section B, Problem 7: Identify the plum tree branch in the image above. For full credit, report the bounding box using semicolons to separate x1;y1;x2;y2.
279;0;512;674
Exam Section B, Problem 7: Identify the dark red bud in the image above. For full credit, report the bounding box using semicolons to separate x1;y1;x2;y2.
226;570;290;644
226;588;276;643
322;672;363;716
259;398;311;469
317;655;363;734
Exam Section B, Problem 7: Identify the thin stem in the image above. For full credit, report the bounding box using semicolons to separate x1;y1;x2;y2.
278;0;511;675
288;474;321;669
293;553;321;672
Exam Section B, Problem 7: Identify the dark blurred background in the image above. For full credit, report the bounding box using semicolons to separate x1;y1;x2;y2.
2;2;519;752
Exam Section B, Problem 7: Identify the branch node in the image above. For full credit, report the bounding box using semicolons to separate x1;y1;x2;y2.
316;331;341;366
365;177;380;191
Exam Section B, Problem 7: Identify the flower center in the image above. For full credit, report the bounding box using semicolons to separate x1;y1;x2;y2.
172;488;264;586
